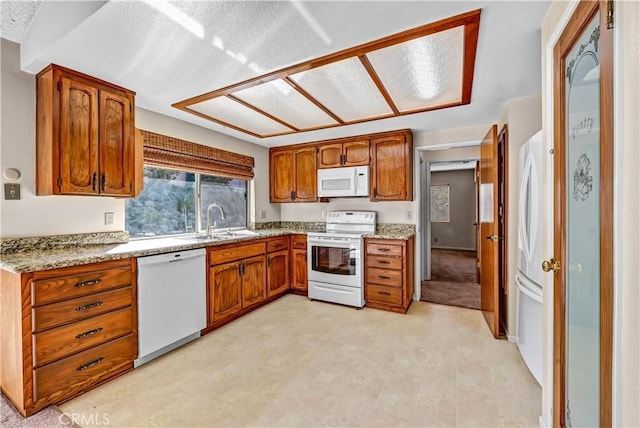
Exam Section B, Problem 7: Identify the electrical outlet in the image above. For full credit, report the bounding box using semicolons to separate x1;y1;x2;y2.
105;212;114;226
260;210;266;219
406;210;412;220
321;211;327;219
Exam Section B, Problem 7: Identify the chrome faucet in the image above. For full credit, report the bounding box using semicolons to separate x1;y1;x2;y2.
206;203;227;237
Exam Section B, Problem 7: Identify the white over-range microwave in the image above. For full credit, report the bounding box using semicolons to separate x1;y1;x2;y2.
317;166;369;198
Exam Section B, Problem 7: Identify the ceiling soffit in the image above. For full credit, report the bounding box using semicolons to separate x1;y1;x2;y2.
173;9;481;139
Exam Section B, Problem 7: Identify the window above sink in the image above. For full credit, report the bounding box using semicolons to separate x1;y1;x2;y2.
125;166;248;239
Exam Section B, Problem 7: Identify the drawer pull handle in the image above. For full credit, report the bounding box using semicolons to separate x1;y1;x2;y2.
76;301;103;311
77;357;104;371
378;248;390;252
76;327;104;339
378;291;391;296
377;260;390;265
274;243;282;248
75;279;102;288
378;275;391;280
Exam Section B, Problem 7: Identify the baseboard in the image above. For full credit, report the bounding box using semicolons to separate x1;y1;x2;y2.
539;415;546;428
507;334;518;343
431;246;476;251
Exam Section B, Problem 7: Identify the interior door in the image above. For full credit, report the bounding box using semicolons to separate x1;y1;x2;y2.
551;1;613;426
479;125;500;337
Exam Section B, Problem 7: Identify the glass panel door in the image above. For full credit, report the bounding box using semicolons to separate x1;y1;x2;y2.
564;13;600;427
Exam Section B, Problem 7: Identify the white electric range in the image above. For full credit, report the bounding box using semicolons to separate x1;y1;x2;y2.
307;211;376;308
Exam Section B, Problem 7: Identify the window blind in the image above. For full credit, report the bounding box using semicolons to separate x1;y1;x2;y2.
140;130;254;180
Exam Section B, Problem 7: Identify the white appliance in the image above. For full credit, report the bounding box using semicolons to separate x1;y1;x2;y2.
135;248;206;367
317;166;369;198
307;211;376;307
516;130;544;385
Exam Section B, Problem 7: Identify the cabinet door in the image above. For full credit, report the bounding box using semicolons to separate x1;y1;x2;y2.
291;248;308;292
210;262;241;323
99;90;134;196
59;75;99;194
343;140;370;167
317;143;342;169
370;134;412;201
267;249;290;297
240;255;266;309
293;147;317;202
270;149;294;202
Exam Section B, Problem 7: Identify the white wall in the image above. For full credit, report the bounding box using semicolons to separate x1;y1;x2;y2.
0;39;275;238
616;2;640;426
502;95;543;339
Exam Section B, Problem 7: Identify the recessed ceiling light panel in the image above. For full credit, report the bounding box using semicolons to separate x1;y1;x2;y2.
290;57;394;123
233;79;339;130
366;26;464;112
189;96;294;136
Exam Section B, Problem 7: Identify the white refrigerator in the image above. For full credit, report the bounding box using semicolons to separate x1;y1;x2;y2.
516;130;544;385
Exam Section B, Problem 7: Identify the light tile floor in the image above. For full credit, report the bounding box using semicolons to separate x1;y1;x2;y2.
60;295;541;427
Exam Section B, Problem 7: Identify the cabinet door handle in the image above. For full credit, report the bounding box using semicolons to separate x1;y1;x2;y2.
76;301;104;311
377;260;390;265
77;357;104;371
378;291;391;296
75;327;104;339
267;257;271;268
373;187;377;198
340;154;345;165
102;174;107;192
92;173;98;192
74;279;102;288
290;190;295;201
378;275;391;280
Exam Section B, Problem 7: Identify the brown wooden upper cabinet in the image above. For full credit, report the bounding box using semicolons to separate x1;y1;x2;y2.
370;131;413;201
269;146;317;203
36;64;140;197
317;139;370;169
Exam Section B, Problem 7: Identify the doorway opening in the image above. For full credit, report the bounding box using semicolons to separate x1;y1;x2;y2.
421;160;480;310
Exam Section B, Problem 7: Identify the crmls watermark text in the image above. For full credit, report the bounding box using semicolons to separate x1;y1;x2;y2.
59;412;110;426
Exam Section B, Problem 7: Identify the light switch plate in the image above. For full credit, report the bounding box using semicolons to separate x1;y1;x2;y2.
4;183;20;200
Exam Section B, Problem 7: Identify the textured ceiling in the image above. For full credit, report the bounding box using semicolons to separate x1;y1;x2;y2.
0;1;42;43
8;1;550;147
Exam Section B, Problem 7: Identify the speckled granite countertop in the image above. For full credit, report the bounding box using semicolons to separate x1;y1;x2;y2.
0;224;415;274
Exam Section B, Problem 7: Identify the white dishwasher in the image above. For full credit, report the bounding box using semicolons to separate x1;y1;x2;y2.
135;248;206;367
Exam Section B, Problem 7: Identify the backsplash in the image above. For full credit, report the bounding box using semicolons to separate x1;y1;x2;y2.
0;231;130;254
253;222;325;232
376;223;416;234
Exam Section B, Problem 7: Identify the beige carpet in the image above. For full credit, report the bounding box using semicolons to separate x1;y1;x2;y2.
60;294;541;427
1;393;78;427
422;249;481;310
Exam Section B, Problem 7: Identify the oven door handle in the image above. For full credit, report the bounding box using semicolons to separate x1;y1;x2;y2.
308;239;359;248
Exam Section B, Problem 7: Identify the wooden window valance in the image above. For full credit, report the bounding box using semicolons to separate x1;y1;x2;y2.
140;130;254;180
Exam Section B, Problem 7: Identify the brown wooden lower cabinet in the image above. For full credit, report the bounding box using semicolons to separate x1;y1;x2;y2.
0;258;137;417
364;237;415;313
207;238;295;332
290;234;308;294
267;236;290;297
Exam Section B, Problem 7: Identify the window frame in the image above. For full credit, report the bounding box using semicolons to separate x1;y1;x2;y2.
126;164;250;240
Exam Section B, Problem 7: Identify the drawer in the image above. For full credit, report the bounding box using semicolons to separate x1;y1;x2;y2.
33;286;134;332
367;255;402;270
33;307;134;367
267;237;289;253
366;268;403;287
367;242;403;257
33;334;136;402
291;235;307;249
366;284;402;306
209;242;265;265
32;266;132;306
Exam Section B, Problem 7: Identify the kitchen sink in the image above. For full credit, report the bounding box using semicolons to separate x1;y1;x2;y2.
176;230;260;242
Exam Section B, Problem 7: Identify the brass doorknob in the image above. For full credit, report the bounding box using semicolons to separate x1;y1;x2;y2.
542;258;561;273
